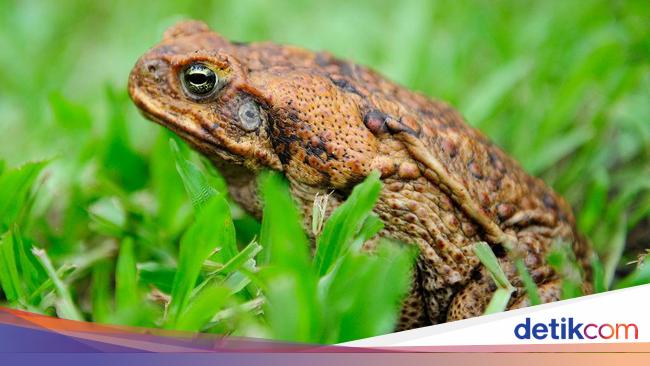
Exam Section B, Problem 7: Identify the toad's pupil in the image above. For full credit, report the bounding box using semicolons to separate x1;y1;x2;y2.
188;73;208;85
182;63;217;96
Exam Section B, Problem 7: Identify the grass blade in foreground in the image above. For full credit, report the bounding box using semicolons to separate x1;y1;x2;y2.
91;260;112;323
32;247;83;321
320;240;415;342
115;237;138;313
165;195;236;328
258;172;311;271
175;284;231;332
258;172;318;341
474;242;515;314
314;170;382;276
170;138;238;262
0;232;24;303
0;161;48;232
165;139;238;328
547;241;584;300
615;260;650;290
170;139;217;212
258;171;414;343
515;258;541;306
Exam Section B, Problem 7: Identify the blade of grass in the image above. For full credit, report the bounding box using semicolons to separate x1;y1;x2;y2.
170;139;217;212
13;227;47;295
547;241;584;300
515;258;541;306
614;263;650;290
150;131;188;233
474;242;514;290
350;214;384;252
91;259;112;323
165;195;236;328
0;161;48;232
204;240;262;276
0;232;23;303
32;247;83;321
115;237;138;313
257;171;319;342
261;269;318;342
193;256;257;299
483;288;514;315
175;284;231;332
603;215;627;287
28;264;76;303
170;138;238;262
222;263;254;294
474;242;515;314
207;297;265;325
321;240;415;342
138;262;176;294
591;253;607;293
258;171;311;271
314;171;382;276
311;192;331;236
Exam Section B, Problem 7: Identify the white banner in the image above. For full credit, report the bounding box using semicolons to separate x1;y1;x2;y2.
344;284;650;346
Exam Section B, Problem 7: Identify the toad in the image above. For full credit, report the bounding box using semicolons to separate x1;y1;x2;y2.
128;20;591;330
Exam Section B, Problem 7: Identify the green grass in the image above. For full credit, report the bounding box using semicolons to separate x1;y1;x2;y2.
0;141;415;341
0;0;649;342
473;242;516;314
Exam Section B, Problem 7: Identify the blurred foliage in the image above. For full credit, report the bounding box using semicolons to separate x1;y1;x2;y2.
0;0;649;342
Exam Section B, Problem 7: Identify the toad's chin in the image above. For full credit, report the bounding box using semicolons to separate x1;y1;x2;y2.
129;89;245;166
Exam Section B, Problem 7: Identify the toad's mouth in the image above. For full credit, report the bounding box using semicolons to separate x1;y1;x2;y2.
130;90;243;165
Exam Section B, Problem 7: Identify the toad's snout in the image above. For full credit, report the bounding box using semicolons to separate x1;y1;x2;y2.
128;56;171;95
141;59;169;83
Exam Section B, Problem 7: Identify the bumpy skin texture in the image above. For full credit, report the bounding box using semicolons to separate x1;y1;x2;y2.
128;21;592;329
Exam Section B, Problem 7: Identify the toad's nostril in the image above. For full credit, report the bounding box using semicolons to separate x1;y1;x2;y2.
143;60;167;82
144;60;160;73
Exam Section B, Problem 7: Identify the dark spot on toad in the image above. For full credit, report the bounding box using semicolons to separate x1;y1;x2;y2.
543;192;558;210
329;76;362;96
315;52;331;67
468;159;484;180
363;110;389;134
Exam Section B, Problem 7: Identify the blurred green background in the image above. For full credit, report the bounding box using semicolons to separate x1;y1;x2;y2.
0;0;649;341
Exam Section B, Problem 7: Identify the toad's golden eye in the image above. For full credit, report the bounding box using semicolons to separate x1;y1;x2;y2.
181;63;217;97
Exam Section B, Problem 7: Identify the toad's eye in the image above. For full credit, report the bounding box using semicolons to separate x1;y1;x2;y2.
181;63;217;97
237;100;263;131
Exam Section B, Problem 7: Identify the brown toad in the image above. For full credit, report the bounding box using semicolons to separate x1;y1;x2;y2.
128;20;592;330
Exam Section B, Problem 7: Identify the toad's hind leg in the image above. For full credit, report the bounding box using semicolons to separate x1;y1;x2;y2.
508;279;562;310
396;266;430;330
446;276;563;321
446;267;495;321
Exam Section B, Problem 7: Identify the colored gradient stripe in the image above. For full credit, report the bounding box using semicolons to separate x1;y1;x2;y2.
1;306;648;365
